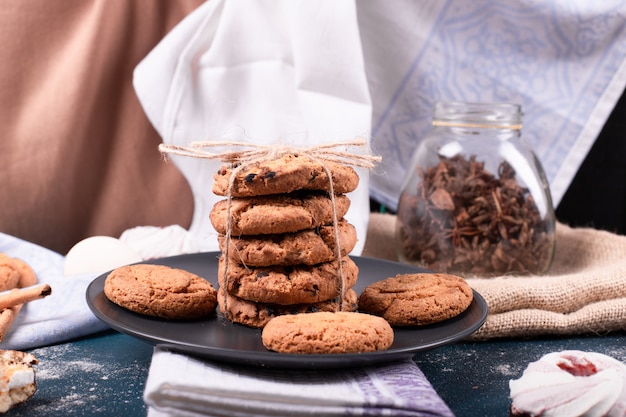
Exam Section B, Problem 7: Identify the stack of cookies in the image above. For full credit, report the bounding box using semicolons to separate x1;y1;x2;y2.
209;153;361;328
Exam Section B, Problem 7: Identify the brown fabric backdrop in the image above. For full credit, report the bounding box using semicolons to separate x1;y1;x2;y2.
363;212;626;339
0;1;203;254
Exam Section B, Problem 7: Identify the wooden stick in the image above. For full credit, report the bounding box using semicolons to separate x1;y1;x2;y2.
0;284;52;310
0;257;41;342
0;307;19;342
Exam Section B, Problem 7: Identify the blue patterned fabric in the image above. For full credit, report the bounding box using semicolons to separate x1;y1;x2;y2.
363;1;626;210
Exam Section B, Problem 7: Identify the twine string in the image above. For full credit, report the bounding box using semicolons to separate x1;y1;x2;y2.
159;139;380;168
160;139;380;315
305;155;345;307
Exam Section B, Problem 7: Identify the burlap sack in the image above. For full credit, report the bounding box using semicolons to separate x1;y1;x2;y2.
362;212;626;340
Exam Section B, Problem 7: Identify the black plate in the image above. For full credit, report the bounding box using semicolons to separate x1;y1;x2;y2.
86;252;487;368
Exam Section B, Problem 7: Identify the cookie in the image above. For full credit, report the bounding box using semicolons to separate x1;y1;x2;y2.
104;264;218;320
261;311;394;354
0;254;21;291
212;153;359;197
358;273;473;326
209;192;350;235
218;220;357;267
218;256;359;305
218;287;358;328
9;257;38;287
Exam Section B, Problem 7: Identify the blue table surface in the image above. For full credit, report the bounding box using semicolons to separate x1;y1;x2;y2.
8;330;626;417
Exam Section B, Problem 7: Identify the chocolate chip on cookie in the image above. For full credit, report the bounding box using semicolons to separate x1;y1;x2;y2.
358;273;473;326
104;264;218;320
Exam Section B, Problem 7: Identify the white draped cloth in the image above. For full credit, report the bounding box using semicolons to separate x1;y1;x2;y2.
134;0;372;254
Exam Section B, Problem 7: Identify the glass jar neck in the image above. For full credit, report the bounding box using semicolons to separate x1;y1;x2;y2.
433;101;522;130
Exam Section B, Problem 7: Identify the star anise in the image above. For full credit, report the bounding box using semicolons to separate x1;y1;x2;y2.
397;154;554;277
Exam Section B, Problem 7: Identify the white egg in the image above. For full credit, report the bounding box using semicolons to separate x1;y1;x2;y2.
64;236;143;276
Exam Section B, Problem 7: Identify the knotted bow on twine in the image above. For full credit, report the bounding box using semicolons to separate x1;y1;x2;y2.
159;139;381;313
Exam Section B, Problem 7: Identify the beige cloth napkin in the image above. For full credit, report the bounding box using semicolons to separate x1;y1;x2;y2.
362;213;626;340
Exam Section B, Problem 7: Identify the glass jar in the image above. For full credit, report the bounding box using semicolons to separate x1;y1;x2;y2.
395;101;556;277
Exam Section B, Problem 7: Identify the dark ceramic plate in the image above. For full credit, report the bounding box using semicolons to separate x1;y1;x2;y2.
86;252;487;368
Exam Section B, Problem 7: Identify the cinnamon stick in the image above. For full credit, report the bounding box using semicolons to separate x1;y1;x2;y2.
0;307;19;342
0;259;42;342
0;284;52;310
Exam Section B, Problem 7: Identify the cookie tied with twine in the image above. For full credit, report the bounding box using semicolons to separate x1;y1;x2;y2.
159;138;381;316
212;153;361;197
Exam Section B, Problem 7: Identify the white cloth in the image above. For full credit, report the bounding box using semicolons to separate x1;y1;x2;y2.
133;0;373;255
0;233;108;350
144;347;454;417
360;0;626;210
119;225;203;260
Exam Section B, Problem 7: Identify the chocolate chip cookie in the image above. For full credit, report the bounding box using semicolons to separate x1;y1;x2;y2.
218;287;358;328
358;273;473;326
212;153;359;197
218;220;357;266
210;191;350;236
218;256;358;305
261;311;394;354
104;264;218;320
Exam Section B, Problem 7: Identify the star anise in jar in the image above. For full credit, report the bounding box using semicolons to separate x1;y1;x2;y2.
397;154;553;276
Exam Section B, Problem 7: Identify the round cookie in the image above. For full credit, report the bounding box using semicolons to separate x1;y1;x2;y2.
218;256;359;305
0;254;21;291
209;192;350;235
218;287;358;329
358;273;473;326
212;153;359;197
10;257;38;287
104;264;217;320
261;311;394;354
218;220;357;267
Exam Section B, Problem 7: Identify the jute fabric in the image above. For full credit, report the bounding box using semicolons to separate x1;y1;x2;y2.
363;213;626;339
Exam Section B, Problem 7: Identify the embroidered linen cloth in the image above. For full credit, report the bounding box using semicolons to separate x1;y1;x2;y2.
362;1;626;211
144;347;454;417
363;213;626;339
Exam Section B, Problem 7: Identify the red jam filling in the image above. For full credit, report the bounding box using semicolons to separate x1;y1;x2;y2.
558;358;598;377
